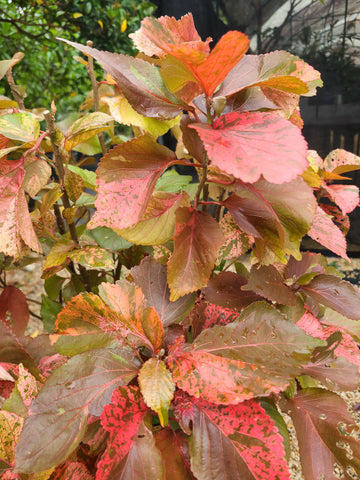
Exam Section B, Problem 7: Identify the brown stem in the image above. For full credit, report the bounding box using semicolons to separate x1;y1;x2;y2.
194;153;208;209
215;188;226;222
86;40;107;157
44;110;91;291
6;68;25;109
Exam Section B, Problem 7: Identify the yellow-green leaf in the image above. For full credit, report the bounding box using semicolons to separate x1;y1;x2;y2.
138;358;175;427
65;112;113;151
0;112;39;143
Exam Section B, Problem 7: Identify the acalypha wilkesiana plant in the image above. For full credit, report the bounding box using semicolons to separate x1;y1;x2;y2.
1;11;360;480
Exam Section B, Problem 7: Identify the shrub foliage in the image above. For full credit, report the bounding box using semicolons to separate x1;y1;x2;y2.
1;12;360;480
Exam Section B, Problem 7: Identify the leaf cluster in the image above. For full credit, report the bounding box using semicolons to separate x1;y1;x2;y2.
1;11;360;480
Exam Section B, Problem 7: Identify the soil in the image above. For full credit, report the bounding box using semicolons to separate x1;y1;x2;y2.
4;256;360;480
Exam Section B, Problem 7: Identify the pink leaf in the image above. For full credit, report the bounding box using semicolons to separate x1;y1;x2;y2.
308;205;349;260
323;183;359;215
323;148;360;174
191;111;308;183
0;286;29;336
89;135;177;230
174;394;290;480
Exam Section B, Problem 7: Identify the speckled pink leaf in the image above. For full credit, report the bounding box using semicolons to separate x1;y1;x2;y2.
0;286;29;336
188;301;239;338
217;212;252;263
308;205;349;260
323;183;359;215
14;348;140;473
191;111;308;184
167;302;323;404
0;158;41;258
167;207;224;301
131;256;195;328
97;385;149;479
174;394;290;480
13;364;38;409
297;310;360;368
0;411;24;469
89;135;177;231
300;274;360;320
323;148;360;174
280;388;360;479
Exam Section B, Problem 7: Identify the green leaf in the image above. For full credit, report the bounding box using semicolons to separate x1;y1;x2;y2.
67;164;96;189
138;358;175;427
89;226;132;252
155;169;193;193
0;112;39;143
40;295;62;333
14;347;140;473
64;112;113;151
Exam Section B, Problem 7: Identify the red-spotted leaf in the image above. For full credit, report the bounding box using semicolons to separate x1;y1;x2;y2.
0;286;29;336
204;271;262;311
130;13;210;61
175;396;290;480
300;274;360;320
280;388;360;480
99;280;164;352
191;112;308;184
167;302;323;404
14;347;140;473
323;183;359;215
167;207;224;301
0;159;41;258
131;256;195;327
138;358;175;426
323;148;360;174
219;51;310;97
61;39;185;119
308;205;349;260
242;264;297;305
189;301;239;338
0;323;39;379
88;135;177;231
23;156;51;198
118;190;190;245
155;428;194;480
97;385;163;480
217;212;252;263
5;364;39;413
0;411;24;471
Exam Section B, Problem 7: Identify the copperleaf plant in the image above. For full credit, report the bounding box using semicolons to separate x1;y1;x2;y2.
1;11;360;480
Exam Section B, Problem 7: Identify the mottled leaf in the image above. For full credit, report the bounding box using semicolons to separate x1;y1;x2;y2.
191;112;308;184
138;358;175;426
168;302;323;403
129;13;210;61
97;385;161;479
118;190;190;245
68;245;114;270
204;271;262;311
49;461;93;480
176;396;290;480
168;207;224;301
131;256;195;328
99;281;164;352
42;239;76;276
0;112;39;143
61;39;185;119
324;148;360;174
0;286;29;336
23;156;51;198
0;411;24;469
281;388;360;480
323;183;359;215
217;212;252;263
5;364;39;411
89;135;177;231
321;308;360;343
65;112;113;151
308;205;349;260
242;264;297;305
14;347;140;473
301;274;360;320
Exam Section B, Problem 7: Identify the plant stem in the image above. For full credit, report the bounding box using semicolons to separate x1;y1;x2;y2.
194;153;208;209
44;110;91;292
215;188;226;222
86;40;107;157
6;67;25;109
